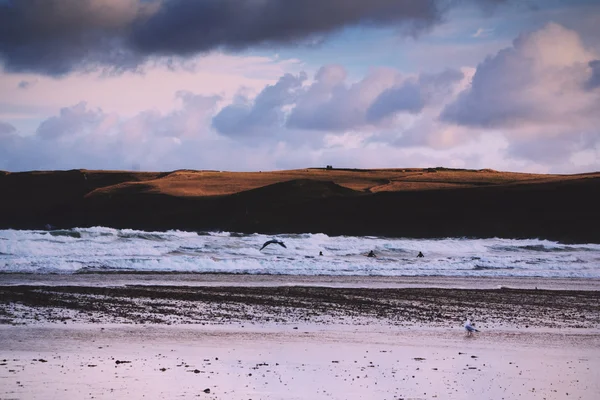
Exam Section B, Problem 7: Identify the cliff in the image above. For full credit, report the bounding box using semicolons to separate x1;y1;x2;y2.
1;168;598;243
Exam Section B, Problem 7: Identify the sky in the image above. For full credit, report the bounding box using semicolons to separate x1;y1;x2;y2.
0;0;599;173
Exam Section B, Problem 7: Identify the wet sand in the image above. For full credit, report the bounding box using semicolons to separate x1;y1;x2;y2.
1;278;599;328
1;325;599;400
2;273;600;291
1;275;599;399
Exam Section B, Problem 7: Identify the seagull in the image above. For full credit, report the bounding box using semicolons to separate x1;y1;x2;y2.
260;239;287;251
464;319;480;336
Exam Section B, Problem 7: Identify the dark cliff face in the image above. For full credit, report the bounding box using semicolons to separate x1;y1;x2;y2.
0;170;598;243
0;170;162;230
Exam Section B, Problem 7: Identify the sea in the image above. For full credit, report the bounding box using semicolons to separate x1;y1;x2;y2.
1;227;599;279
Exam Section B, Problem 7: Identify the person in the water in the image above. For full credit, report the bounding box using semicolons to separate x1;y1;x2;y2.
367;250;376;258
417;251;424;258
319;251;323;256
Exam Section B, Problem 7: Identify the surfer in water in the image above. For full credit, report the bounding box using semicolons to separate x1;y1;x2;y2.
367;250;376;258
417;251;424;258
260;239;287;251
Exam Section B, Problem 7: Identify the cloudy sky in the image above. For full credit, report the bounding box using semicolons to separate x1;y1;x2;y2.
1;0;599;173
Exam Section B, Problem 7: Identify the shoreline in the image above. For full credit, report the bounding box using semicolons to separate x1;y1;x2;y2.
2;273;600;291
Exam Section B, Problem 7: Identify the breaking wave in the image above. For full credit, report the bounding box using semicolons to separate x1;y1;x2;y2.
0;228;599;278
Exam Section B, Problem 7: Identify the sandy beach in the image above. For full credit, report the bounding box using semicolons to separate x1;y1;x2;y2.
1;323;599;400
1;274;599;399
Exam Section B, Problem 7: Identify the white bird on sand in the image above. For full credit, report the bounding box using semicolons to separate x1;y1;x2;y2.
464;319;480;336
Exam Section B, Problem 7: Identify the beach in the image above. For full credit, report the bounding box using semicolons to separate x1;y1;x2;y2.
1;220;599;400
1;274;599;399
2;324;598;400
2;0;600;397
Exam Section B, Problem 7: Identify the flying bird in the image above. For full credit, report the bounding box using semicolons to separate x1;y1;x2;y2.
260;239;287;251
464;319;479;336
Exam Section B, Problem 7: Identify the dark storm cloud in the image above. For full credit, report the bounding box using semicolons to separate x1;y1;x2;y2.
0;0;155;75
0;0;508;75
131;0;443;55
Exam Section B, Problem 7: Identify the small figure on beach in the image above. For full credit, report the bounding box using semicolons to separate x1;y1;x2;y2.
319;251;323;256
260;239;287;251
417;251;424;258
464;319;479;336
367;250;376;258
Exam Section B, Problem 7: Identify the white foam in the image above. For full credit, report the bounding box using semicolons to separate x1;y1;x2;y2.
0;228;599;277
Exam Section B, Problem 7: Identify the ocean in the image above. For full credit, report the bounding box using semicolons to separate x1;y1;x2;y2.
1;227;599;278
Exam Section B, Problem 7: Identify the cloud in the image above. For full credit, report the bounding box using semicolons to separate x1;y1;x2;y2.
0;0;509;76
367;81;424;119
472;27;495;38
212;64;463;135
505;132;598;164
3;20;600;174
0;52;301;123
214;64;464;136
210;64;466;150
0;92;222;171
367;69;464;122
212;72;306;138
17;79;36;89
131;0;443;55
287;65;400;131
2;65;473;171
441;22;600;162
42;92;220;143
368;115;480;150
0;0;152;75
587;59;600;89
151;91;222;138
442;23;597;127
36;102;106;140
0;121;16;136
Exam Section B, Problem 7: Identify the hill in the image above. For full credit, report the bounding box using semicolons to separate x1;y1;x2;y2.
0;167;598;242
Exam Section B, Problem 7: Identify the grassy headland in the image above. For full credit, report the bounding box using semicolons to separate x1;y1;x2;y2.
1;167;598;242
